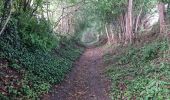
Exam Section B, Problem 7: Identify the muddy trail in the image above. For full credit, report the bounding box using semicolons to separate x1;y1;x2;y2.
43;47;111;100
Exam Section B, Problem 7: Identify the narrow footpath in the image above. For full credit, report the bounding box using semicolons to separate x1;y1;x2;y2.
43;47;111;100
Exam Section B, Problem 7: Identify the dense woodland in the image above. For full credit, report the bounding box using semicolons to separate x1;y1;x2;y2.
0;0;170;99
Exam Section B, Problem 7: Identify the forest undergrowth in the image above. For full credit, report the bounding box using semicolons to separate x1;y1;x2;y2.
105;36;170;99
0;13;84;100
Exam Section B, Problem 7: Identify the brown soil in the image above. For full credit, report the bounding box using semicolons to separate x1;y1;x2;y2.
42;46;111;100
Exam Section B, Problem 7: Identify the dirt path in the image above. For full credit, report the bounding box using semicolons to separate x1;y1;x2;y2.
43;47;111;100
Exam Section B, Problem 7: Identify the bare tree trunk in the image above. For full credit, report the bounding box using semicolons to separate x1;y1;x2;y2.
46;0;50;21
135;11;142;33
128;0;133;43
105;24;111;45
110;24;114;40
135;1;144;33
125;0;133;44
119;14;126;43
0;0;13;36
125;12;129;44
158;2;165;34
68;18;70;33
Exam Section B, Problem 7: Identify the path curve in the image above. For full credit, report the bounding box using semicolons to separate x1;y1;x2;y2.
43;47;111;100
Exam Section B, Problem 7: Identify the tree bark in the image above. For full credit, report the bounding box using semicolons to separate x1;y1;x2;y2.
125;0;133;43
158;2;165;34
128;0;133;43
105;24;111;45
135;1;144;34
119;13;126;42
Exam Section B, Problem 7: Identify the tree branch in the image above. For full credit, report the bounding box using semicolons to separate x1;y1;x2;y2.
0;0;13;36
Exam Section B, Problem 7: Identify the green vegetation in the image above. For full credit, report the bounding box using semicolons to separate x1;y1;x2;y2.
0;1;84;99
0;21;83;99
1;0;170;99
105;38;170;99
0;23;83;99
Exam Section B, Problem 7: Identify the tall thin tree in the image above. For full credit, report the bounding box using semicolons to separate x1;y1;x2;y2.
158;1;165;34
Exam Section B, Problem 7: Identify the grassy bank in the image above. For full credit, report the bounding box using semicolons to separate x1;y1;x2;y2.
0;16;84;99
105;37;170;99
